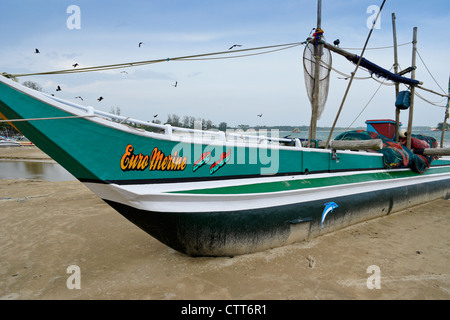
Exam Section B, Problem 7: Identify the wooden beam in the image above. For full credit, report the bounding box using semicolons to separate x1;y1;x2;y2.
308;0;323;147
406;27;418;149
392;13;401;142
439;76;450;148
420;147;450;156
322;139;384;150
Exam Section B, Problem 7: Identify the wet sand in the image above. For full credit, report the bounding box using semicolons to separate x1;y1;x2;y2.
0;146;449;300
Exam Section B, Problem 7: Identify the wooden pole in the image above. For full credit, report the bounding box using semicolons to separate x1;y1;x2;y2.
325;0;387;148
439;76;450;148
392;13;401;142
406;27;418;149
329;139;383;151
308;0;322;147
422;147;450;156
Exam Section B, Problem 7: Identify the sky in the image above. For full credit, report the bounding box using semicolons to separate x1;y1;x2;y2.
1;0;449;128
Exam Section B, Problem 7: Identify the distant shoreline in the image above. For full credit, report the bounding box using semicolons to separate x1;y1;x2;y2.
227;125;435;131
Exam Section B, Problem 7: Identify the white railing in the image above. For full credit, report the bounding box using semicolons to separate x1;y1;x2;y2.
43;93;302;147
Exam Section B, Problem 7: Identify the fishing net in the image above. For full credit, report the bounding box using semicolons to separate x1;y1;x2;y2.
303;43;332;120
335;130;438;174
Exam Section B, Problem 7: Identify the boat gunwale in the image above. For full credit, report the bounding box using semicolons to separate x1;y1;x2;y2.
87;165;450;195
0;76;386;157
83;168;450;213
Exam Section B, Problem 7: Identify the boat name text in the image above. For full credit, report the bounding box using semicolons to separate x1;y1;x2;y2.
120;144;187;172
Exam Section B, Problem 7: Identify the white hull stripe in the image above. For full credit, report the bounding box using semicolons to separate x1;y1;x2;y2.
83;171;450;213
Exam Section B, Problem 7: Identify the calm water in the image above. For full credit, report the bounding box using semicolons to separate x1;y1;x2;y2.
0;160;75;182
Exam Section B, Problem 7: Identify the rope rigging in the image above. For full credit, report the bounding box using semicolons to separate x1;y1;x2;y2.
345;68;393;130
2;33;447;110
314;46;449;100
325;0;387;147
3;42;306;78
340;41;411;51
416;49;448;96
0;115;96;123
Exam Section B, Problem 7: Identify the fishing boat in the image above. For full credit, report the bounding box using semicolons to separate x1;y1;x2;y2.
1;1;449;256
16;136;34;146
0;138;20;147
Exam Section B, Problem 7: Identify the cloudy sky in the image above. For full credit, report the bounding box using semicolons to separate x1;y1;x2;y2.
1;0;449;128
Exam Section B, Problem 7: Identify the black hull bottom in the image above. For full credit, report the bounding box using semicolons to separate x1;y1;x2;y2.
104;179;449;256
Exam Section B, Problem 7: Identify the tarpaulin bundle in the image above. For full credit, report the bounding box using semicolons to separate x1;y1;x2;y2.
335;130;436;173
346;55;420;86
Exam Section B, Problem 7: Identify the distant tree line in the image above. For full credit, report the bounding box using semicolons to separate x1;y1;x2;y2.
163;115;341;132
436;122;449;130
165;114;228;132
0;122;20;137
14;81;445;135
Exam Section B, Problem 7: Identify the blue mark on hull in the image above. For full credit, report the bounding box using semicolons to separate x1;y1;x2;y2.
321;202;338;228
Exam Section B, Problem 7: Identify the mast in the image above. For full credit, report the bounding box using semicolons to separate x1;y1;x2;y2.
392;13;401;142
406;27;418;149
440;76;450;148
308;0;323;147
325;0;387;148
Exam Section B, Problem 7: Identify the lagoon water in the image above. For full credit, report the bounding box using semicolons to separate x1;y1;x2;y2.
0;160;75;182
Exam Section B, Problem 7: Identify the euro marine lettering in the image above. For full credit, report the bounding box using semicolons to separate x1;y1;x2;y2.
120;144;187;172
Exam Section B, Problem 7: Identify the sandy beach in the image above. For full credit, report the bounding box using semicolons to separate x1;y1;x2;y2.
0;146;449;300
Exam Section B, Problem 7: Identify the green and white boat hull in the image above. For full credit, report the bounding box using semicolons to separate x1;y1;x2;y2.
1;76;449;256
88;168;449;256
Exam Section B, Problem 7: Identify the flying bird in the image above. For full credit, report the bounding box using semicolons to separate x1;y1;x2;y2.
153;114;158;118
229;44;242;50
333;39;340;47
121;71;128;74
56;85;61;91
72;63;79;68
139;42;144;47
75;96;84;101
257;113;263;117
34;48;40;53
172;81;178;87
97;96;104;102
